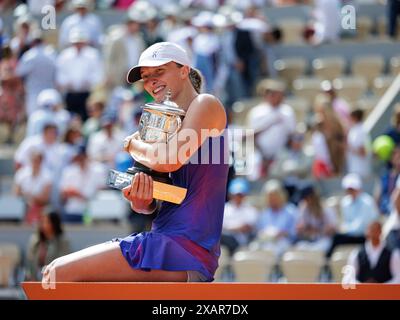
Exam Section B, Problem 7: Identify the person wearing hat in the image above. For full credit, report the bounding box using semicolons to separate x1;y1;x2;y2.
26;88;70;137
246;78;296;178
16;30;57;116
103;8;146;90
58;0;103;49
221;178;258;256
56;27;104;121
326;173;379;258
43;41;228;283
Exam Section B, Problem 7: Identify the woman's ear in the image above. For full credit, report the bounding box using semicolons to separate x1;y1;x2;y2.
180;65;190;79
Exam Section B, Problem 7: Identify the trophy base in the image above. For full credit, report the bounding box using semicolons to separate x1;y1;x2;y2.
107;163;187;204
126;162;172;184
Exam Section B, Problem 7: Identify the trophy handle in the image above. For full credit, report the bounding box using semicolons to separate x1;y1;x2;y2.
167;116;182;141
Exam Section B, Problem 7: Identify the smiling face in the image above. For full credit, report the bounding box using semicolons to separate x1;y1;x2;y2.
140;62;190;102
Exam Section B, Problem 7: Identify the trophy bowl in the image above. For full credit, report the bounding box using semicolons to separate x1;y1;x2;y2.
107;90;188;204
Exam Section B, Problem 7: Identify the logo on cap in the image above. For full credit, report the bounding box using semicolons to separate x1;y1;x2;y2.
152;50;158;58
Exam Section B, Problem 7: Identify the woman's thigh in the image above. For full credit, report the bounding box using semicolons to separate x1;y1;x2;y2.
42;241;188;283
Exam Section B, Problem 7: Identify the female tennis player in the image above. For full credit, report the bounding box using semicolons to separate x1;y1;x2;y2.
42;42;228;283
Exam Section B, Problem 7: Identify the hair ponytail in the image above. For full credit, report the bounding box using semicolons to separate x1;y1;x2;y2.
189;68;203;94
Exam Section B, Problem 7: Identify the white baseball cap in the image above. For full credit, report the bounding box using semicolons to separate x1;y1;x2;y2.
37;89;62;109
342;173;362;190
126;42;191;84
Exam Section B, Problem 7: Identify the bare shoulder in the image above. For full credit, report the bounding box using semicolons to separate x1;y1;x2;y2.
186;94;226;132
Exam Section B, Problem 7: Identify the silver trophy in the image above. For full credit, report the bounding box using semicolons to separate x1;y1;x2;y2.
107;90;187;204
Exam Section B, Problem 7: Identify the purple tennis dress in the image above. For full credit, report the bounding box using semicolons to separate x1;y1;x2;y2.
118;131;229;281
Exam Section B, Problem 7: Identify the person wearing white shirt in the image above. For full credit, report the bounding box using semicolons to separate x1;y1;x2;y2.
383;175;400;250
247;79;296;172
86;114;125;170
312;0;341;45
56;27;104;121
347;221;400;283
14;149;53;225
58;0;103;49
346;109;372;178
15;32;57;116
326;173;379;257
222;178;258;255
14;122;64;177
60;144;106;223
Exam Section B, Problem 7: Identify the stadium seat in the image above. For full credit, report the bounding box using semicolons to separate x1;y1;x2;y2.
277;19;306;44
312;56;346;81
390;56;400;76
0;124;11;144
329;245;359;283
355;16;373;41
273;58;307;89
87;190;128;222
0;195;25;221
332;76;368;102
351;55;385;89
280;250;325;283
292;77;323;105
0;243;21;287
214;246;231;282
284;96;309;123
377;16;387;39
372;75;396;97
232;249;276;282
232;98;262;127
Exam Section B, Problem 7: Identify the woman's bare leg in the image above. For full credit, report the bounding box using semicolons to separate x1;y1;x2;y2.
42;241;188;284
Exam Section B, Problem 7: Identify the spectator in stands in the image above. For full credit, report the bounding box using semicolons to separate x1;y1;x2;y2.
59;144;106;223
14;122;64;174
307;0;341;45
376;146;400;215
221;178;259;256
346;108;372;178
313;94;347;177
86;113;125;170
247;79;296;177
311;114;333;179
10;14;36;58
253;180;297;256
16;30;57;116
384;103;400;146
326;173;379;258
14;149;52;225
82;93;105;140
320;80;351;131
383;176;400;250
26;88;71;138
269;130;313;181
387;0;400;39
56;27;104;121
294;184;337;251
103;10;146;90
0;45;25;143
58;0;103;49
143;14;164;47
347;220;400;283
26;210;71;281
191;11;221;94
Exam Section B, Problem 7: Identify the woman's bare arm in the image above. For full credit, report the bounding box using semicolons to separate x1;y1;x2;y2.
126;94;227;172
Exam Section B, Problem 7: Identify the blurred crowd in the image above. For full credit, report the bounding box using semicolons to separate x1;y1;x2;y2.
0;0;399;283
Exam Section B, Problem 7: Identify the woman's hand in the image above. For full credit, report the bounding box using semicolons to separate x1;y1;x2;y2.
122;172;156;214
